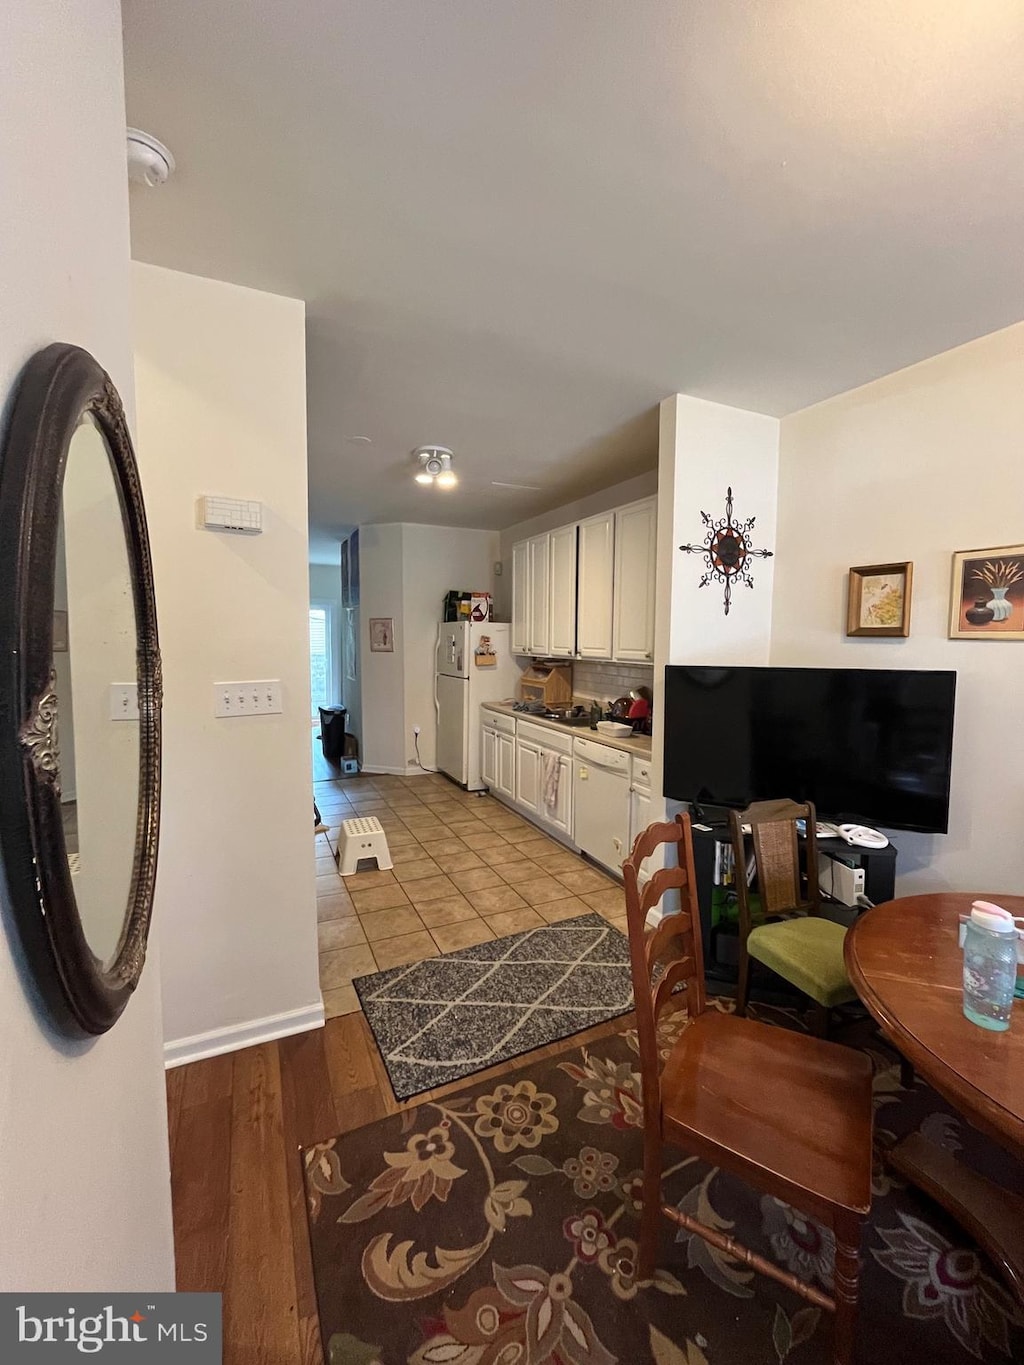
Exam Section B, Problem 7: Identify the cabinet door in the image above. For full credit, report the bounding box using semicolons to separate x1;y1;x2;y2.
481;725;497;788
527;534;550;655
497;732;516;799
548;524;577;657
629;787;652;851
613;498;657;661
576;512;615;658
538;749;573;836
511;540;530;654
516;738;541;814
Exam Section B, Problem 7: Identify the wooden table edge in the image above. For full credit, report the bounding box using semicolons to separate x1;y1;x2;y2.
845;904;1024;1155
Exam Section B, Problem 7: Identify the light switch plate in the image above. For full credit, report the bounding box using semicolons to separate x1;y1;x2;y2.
109;683;139;721
213;680;283;717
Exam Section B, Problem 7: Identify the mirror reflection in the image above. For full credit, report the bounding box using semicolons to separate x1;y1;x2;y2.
53;416;140;966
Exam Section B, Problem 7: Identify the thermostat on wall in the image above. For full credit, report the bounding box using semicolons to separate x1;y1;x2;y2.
197;496;263;535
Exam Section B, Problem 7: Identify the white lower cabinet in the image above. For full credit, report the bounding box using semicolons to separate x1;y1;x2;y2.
496;732;516;799
517;720;573;837
481;725;497;788
515;737;541;814
629;787;651;851
482;711;517;800
483;711;650;856
629;755;653;851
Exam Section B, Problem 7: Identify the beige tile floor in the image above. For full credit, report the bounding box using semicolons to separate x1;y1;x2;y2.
313;769;627;1020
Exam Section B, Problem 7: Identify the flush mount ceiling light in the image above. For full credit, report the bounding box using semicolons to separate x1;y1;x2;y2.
413;445;457;489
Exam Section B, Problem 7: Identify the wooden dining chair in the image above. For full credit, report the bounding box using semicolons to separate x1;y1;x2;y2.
730;798;858;1035
623;814;874;1365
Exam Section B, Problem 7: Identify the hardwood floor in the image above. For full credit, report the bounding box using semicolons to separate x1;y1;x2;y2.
166;1009;630;1364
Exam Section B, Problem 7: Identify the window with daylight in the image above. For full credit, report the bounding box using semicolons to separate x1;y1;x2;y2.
309;604;332;719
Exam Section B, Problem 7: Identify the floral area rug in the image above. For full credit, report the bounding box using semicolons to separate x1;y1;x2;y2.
353;914;633;1100
302;1005;1024;1365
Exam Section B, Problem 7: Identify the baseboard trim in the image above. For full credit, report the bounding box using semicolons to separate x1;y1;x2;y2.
164;1001;325;1069
360;763;424;776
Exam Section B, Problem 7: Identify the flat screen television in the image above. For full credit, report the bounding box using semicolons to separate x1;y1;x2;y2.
663;665;956;834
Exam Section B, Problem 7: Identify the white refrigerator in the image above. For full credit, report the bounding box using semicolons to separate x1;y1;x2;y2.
435;622;520;790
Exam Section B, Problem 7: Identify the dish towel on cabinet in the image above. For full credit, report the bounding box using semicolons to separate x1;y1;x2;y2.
542;753;560;809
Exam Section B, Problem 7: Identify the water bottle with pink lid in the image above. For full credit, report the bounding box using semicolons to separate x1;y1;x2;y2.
962;900;1017;1031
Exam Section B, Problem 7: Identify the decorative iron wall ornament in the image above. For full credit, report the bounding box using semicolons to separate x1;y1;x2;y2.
678;486;774;616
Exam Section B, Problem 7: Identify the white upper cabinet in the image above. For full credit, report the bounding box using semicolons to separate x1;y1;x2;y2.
509;496;655;663
612;497;657;661
548;524;577;657
511;539;530;654
576;511;615;658
527;534;550;655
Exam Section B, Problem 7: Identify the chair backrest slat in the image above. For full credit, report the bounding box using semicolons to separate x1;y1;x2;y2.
729;799;820;936
639;864;690;919
622;812;705;1127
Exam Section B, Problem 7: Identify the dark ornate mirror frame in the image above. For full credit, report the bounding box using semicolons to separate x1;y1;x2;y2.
0;343;161;1034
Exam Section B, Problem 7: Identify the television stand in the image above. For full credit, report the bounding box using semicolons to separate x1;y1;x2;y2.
689;824;898;998
688;801;732;828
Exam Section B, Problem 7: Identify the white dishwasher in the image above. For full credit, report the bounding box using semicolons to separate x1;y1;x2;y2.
573;736;631;874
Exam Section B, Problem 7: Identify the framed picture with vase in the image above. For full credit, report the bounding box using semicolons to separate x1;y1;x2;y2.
949;544;1024;640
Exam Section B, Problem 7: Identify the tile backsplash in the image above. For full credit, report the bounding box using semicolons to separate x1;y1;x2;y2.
571;659;654;704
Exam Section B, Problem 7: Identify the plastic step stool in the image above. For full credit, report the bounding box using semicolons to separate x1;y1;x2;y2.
337;816;393;875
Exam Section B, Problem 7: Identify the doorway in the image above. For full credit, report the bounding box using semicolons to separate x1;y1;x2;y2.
309;602;334;721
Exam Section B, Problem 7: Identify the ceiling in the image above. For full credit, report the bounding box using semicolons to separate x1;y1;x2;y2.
123;1;1024;561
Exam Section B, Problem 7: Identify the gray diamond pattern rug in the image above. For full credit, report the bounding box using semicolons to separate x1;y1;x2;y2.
352;912;633;1099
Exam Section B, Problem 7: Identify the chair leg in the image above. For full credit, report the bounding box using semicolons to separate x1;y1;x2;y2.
899;1056;914;1090
832;1213;863;1365
810;1002;830;1038
637;1132;663;1281
736;949;751;1017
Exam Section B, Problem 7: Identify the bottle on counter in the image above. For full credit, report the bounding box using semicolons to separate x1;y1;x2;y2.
962;900;1017;1032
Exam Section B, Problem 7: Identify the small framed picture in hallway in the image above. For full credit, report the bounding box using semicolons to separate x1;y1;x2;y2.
369;617;394;652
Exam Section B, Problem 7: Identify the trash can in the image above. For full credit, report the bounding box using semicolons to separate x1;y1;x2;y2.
319;706;347;762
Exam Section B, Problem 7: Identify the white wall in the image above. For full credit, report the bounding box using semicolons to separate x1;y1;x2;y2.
663;395;779;668
651;395;780;829
402;525;498;771
357;524;497;772
0;0;174;1290
358;524;406;772
496;469;658;618
773;322;1024;894
133;263;322;1059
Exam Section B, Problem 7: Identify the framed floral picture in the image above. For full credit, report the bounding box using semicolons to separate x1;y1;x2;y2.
846;562;912;637
949;545;1024;640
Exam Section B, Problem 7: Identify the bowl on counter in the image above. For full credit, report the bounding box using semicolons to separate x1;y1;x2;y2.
596;720;634;738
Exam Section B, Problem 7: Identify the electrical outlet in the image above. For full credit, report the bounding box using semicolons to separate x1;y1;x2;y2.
109;683;139;721
213;680;283;717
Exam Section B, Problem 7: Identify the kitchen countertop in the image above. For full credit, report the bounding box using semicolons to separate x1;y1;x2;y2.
481;700;653;759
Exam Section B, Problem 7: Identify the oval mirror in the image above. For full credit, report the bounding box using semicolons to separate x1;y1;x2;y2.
0;344;161;1034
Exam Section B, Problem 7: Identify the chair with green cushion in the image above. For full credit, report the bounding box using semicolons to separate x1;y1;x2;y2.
729;798;858;1035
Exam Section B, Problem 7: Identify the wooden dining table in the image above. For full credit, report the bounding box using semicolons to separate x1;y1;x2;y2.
845;891;1024;1299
